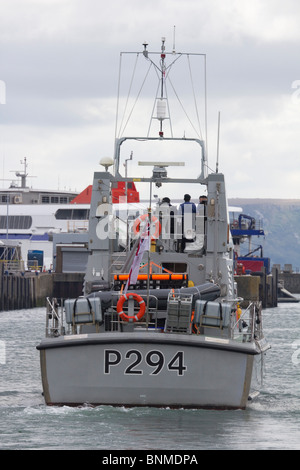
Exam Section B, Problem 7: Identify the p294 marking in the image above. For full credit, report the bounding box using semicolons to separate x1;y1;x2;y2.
104;349;187;376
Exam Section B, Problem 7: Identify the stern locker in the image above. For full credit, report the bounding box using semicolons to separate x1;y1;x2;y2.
65;297;102;325
193;300;232;329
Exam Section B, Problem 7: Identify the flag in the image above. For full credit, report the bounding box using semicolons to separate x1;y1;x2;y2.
124;221;150;293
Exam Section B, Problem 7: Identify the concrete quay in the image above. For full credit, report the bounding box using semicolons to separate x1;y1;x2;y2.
274;264;300;294
235;266;278;308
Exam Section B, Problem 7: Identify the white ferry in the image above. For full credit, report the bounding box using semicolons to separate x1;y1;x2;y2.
0;158;89;270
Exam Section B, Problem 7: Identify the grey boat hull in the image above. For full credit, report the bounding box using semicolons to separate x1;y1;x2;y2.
37;332;264;409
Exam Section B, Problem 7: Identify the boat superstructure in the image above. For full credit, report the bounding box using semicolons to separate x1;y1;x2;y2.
0;159;142;270
37;39;270;409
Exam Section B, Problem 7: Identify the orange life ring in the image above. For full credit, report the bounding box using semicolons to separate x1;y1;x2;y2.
132;213;161;240
116;292;146;322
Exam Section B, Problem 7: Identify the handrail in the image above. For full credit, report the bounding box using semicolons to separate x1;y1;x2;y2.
110;292;160;331
231;301;263;342
45;297;64;337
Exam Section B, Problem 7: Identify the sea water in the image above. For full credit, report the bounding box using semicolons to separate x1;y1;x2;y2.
0;299;299;450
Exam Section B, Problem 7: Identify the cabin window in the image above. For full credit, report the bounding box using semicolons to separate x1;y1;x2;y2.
41;195;72;204
162;263;187;273
55;209;90;220
0;215;32;230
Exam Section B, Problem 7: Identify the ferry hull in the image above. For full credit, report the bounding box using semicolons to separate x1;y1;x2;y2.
37;332;260;409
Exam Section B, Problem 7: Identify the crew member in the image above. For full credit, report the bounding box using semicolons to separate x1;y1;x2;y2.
159;197;177;238
179;194;196;252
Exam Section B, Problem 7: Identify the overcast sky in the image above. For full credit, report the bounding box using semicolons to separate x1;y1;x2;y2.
1;0;300;200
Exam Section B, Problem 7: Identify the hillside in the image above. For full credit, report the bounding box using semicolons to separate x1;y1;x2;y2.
228;199;300;271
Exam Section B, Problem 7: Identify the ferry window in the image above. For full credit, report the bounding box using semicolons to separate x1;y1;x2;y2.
55;209;90;220
51;196;59;203
41;196;50;203
72;209;89;220
0;215;32;229
55;209;72;219
59;197;68;203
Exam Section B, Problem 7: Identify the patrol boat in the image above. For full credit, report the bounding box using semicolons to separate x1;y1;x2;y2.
37;39;270;409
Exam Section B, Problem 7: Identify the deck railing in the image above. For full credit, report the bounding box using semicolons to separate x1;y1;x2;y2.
230;301;263;342
44;295;263;346
45;298;65;337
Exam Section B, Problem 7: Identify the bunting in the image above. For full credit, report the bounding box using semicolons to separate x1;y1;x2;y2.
124;220;150;293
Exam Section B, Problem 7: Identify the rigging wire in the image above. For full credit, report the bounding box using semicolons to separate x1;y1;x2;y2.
164;77;173;137
116;52;140;139
167;73;202;139
187;54;203;140
118;59;153;138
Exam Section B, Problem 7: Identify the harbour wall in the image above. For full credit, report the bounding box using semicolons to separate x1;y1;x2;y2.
0;268;53;312
278;272;300;293
273;263;300;293
1;266;299;312
235;266;278;308
0;269;85;312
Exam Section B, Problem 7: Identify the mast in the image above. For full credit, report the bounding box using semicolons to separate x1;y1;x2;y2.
159;37;166;138
15;157;29;188
114;39;208;181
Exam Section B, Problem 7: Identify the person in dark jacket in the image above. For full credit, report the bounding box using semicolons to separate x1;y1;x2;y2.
179;194;196;252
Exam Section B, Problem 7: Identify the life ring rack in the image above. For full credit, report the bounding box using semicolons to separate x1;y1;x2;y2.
116;292;146;323
132;213;161;240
